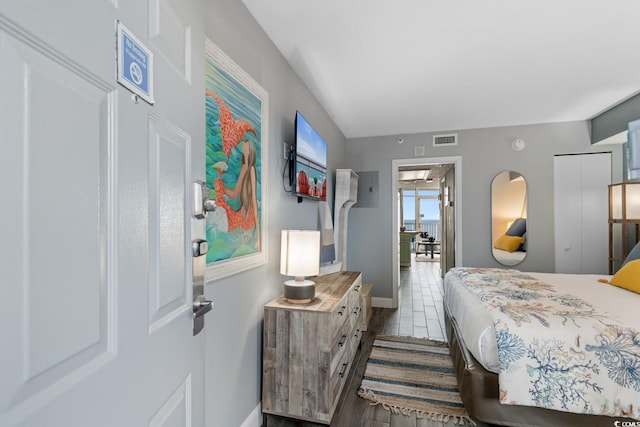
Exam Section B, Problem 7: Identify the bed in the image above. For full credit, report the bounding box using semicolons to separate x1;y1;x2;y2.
444;267;640;427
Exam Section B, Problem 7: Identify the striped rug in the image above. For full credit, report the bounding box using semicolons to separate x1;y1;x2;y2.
358;335;475;425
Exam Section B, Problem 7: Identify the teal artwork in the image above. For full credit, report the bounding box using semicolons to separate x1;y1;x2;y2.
205;55;262;265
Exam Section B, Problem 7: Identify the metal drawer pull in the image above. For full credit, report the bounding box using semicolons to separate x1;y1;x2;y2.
353;285;361;292
338;362;348;378
338;334;347;347
338;305;346;316
353;307;360;316
354;329;360;338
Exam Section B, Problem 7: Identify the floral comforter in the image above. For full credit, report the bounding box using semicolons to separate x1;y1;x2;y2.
451;267;640;419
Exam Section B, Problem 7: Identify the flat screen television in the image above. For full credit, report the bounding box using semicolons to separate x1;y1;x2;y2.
292;111;327;201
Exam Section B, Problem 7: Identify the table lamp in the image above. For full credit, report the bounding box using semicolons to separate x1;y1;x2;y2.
280;230;320;303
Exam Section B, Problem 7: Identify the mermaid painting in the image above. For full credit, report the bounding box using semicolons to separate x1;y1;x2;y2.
213;132;260;250
205;85;262;263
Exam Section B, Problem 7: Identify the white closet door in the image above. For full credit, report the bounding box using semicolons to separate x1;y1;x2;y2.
554;153;611;274
554;156;582;273
579;153;611;274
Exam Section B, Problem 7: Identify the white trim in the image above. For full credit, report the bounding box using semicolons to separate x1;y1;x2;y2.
372;297;393;308
391;156;463;309
240;403;261;427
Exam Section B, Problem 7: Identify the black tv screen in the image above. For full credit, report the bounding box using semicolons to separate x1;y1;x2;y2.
294;111;327;201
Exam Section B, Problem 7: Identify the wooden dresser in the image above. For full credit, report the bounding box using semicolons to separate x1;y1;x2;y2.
261;271;363;424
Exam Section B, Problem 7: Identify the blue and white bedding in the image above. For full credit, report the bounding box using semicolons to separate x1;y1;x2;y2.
444;267;640;419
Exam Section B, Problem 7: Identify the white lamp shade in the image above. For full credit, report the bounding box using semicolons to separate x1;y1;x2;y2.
627;184;640;219
612;184;623;220
611;182;640;220
280;230;320;277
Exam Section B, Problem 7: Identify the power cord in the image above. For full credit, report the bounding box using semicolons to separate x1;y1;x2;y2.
282;145;294;193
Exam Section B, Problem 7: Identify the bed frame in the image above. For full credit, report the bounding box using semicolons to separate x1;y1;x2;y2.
444;303;634;427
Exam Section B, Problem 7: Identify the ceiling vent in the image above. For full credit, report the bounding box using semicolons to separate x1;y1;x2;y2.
433;133;458;147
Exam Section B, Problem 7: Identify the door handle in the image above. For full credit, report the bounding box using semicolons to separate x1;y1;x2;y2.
192;238;211;335
193;295;213;319
193;180;216;219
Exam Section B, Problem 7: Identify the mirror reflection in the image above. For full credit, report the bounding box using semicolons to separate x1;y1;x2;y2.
491;171;527;266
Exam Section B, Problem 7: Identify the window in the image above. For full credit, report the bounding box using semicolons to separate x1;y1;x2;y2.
418;190;440;239
402;189;441;238
402;190;416;230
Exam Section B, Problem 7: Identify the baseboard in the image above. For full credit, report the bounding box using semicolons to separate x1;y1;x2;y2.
240;403;261;427
372;297;393;308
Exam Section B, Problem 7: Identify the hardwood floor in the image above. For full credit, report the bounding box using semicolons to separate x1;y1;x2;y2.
263;256;455;427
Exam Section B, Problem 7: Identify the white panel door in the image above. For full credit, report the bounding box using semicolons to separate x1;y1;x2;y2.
554;153;611;274
579;153;611;274
0;1;207;426
554;155;583;273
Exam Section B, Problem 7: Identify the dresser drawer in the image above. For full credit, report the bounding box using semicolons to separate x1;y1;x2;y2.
329;317;351;375
348;276;362;329
329;292;350;334
329;344;351;410
350;275;363;303
350;320;363;359
349;299;361;332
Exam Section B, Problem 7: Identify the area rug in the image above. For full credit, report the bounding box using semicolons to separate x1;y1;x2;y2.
358;335;475;425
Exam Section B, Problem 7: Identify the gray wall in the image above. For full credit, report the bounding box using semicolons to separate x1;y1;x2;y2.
591;93;640;143
202;1;347;425
346;121;624;300
198;2;627;423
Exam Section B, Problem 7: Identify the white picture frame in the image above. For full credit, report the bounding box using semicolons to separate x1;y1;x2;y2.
204;39;269;281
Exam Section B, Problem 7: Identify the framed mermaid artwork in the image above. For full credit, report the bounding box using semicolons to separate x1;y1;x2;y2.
205;39;268;280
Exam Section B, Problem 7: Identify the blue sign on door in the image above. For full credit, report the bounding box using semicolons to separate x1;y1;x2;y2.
117;22;154;104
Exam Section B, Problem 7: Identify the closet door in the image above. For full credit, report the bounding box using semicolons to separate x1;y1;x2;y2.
554;153;611;274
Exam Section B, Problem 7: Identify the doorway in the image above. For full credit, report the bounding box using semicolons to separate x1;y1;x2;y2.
399;182;442;268
391;157;463;309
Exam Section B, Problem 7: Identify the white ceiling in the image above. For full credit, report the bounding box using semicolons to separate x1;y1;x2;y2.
242;0;640;139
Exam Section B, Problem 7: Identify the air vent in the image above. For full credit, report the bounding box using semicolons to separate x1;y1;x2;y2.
433;133;458;147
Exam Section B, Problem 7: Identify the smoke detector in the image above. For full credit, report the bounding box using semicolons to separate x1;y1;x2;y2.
512;139;526;151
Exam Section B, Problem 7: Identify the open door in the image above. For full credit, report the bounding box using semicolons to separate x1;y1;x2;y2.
440;165;456;276
0;2;208;425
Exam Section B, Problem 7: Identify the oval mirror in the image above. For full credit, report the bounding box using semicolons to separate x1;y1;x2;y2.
491;171;527;266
